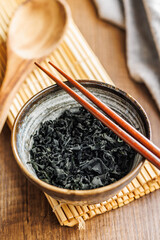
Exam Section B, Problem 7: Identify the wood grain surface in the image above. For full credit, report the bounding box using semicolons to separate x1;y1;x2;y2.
0;0;160;239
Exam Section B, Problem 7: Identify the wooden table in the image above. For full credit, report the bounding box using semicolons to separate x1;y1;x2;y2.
0;0;160;239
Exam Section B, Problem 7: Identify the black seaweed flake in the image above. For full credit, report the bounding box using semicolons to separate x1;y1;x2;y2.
28;107;136;190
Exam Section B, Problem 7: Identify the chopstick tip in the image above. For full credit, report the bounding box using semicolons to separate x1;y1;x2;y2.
34;62;45;72
34;62;39;67
48;61;55;67
48;61;63;73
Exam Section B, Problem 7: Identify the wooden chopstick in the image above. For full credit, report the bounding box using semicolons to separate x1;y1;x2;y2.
35;62;160;169
48;61;160;159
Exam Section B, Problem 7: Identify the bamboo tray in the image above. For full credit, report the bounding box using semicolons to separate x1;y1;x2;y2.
0;0;159;228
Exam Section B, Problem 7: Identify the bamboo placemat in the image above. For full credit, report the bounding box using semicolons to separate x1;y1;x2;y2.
0;0;159;228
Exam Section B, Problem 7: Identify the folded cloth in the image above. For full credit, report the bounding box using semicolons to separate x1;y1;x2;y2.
93;0;160;111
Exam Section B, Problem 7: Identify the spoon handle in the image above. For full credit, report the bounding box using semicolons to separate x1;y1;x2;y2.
0;59;33;133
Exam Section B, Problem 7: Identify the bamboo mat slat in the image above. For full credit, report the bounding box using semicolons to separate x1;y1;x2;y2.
0;0;159;228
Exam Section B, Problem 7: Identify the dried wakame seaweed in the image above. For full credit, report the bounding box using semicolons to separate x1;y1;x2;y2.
29;107;136;190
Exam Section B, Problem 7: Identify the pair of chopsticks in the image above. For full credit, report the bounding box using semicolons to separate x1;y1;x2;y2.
35;62;160;170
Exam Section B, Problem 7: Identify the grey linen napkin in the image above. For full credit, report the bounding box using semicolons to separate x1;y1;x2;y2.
93;0;160;111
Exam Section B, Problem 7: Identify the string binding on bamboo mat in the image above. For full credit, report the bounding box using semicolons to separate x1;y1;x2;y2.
52;201;85;230
0;0;159;228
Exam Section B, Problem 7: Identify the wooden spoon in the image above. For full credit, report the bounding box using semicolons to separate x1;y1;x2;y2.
0;0;70;132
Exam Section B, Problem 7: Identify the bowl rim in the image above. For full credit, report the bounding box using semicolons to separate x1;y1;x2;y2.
11;80;151;196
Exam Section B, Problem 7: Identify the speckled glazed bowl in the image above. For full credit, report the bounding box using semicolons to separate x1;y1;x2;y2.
11;81;151;205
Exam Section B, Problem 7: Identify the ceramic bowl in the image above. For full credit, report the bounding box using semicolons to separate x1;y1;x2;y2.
11;81;150;205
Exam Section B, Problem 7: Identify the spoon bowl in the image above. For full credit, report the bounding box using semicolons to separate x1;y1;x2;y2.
0;0;70;132
9;0;69;59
